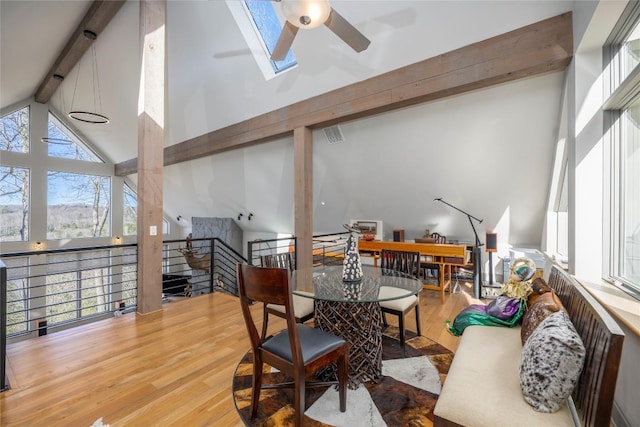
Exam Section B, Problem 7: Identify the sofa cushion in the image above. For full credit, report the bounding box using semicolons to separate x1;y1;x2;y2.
434;325;575;427
519;310;586;413
521;291;564;345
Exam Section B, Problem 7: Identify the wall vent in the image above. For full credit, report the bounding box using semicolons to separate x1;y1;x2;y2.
322;125;345;144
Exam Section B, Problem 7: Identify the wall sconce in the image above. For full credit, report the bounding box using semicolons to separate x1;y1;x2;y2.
114;236;122;245
176;215;191;226
34;241;44;251
237;213;243;221
248;213;254;221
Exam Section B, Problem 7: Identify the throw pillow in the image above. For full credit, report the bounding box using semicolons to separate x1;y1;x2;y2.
520;291;565;345
527;277;554;306
519;310;586;413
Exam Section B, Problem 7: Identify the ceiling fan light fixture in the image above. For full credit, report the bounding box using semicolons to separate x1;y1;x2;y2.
282;0;331;29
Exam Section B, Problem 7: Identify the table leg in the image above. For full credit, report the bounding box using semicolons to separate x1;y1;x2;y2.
314;300;383;387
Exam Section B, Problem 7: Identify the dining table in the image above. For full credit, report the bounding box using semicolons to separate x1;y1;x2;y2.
291;264;423;385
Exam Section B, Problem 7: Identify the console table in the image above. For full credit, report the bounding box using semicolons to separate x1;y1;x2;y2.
357;240;469;304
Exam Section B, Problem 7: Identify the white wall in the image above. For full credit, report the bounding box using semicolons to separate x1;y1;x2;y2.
162;71;566;274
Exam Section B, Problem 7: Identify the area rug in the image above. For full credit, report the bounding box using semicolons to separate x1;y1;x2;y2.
232;327;453;426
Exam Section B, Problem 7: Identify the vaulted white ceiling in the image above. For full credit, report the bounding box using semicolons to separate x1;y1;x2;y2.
1;0;574;248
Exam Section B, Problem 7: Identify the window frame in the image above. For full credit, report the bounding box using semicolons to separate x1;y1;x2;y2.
226;0;298;81
603;2;640;298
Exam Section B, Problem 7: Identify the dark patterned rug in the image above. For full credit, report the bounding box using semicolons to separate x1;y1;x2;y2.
232;327;454;426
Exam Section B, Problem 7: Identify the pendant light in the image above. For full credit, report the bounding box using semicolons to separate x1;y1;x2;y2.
68;30;110;124
41;74;72;145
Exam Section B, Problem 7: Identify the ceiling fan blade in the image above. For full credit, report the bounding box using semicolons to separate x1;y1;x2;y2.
271;21;299;61
324;8;371;53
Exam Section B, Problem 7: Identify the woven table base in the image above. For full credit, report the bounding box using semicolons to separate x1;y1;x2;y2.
315;300;383;386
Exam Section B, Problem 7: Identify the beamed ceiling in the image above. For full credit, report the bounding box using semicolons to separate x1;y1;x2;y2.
1;1;575;246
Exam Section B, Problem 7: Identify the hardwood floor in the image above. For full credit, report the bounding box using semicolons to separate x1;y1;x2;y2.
1;283;472;426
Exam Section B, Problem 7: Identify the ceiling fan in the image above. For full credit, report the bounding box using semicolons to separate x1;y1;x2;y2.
270;0;371;61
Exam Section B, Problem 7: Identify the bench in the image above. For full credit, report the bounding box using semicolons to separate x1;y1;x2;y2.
434;264;625;427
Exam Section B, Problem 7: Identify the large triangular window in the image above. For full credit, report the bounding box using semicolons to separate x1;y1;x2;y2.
46;112;103;162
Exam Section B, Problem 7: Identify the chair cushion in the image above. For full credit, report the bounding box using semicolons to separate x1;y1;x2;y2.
378;286;418;311
263;324;346;363
267;292;314;317
519;311;586;413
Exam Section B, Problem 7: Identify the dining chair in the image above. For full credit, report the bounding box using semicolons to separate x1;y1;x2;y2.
421;232;447;280
236;263;349;426
379;249;422;354
260;253;314;340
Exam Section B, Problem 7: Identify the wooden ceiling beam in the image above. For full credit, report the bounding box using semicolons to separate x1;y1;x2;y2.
115;12;572;176
34;0;126;104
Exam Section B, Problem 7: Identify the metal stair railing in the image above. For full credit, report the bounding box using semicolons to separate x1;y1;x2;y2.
247;231;350;270
1;260;8;392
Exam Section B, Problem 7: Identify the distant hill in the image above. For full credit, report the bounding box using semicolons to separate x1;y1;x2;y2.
1;204;115;240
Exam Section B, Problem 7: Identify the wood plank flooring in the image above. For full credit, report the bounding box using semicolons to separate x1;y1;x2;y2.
1;283;472;426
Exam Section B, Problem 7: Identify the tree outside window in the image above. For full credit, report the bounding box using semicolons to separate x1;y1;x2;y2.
0;106;29;153
123;184;137;236
47;171;111;239
0;166;29;241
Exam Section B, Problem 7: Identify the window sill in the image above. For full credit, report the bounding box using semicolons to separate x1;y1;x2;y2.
574;276;640;336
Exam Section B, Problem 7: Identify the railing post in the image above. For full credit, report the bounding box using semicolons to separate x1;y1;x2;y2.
209;238;215;294
1;260;9;392
293;236;298;270
247;241;254;266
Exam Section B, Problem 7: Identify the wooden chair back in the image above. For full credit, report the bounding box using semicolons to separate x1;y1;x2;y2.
430;232;447;244
237;264;302;362
381;249;421;278
261;252;295;270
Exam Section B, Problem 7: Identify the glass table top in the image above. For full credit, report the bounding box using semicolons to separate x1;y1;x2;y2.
291;265;423;303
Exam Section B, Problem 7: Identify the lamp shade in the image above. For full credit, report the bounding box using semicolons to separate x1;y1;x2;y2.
282;0;331;29
485;231;497;252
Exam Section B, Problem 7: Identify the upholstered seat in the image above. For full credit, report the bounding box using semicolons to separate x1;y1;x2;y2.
265;291;315;320
378;286;419;311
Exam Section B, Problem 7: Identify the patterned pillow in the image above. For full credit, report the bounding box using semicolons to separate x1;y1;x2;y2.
519;311;586;413
520;291;565;345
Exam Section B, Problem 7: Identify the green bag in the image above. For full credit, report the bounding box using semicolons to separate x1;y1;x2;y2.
446;298;525;336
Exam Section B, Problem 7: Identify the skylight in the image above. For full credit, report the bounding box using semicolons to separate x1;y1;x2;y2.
226;0;297;80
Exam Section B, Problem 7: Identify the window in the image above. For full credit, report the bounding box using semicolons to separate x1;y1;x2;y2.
46;113;102;162
619;105;640;288
123;184;137;236
244;0;297;73
605;3;640;296
47;171;111;238
0;106;29;153
227;0;298;80
122;183;169;236
0;166;30;241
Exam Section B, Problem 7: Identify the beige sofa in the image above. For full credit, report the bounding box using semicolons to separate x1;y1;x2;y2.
434;264;624;427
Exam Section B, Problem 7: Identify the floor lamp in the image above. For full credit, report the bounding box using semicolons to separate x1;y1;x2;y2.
486;231;497;285
434;198;484;299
